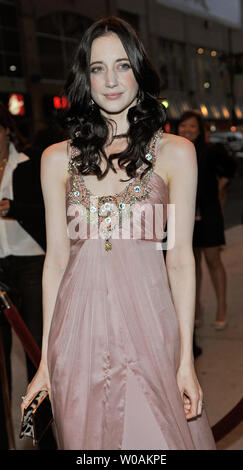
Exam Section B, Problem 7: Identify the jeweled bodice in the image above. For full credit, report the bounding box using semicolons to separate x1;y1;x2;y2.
66;130;169;249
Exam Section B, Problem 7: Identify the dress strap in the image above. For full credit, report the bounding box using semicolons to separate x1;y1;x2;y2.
67;140;71;160
154;129;163;158
67;140;80;174
145;129;163;167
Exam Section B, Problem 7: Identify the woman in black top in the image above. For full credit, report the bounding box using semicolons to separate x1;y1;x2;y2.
0;102;56;449
177;110;236;330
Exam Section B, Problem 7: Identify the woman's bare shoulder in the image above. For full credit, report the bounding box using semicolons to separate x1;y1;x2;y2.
159;132;195;154
41;139;70;183
41;139;70;161
155;132;196;185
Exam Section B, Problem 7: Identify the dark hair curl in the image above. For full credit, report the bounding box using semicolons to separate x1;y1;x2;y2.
64;16;166;182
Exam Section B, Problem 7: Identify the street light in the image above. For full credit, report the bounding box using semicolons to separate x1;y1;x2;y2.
203;81;211;89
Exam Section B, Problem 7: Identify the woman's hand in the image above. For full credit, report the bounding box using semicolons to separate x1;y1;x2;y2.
176;362;203;420
218;176;229;210
21;361;51;417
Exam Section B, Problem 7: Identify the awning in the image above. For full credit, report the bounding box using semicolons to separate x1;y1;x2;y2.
196;97;232;120
235;102;243;120
161;96;235;121
162;98;192;120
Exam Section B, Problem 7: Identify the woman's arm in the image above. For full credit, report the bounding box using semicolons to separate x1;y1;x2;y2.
21;142;70;410
159;135;203;419
40;143;70;365
165;137;197;366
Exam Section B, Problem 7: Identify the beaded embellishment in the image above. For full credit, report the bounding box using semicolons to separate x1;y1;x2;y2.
68;129;163;251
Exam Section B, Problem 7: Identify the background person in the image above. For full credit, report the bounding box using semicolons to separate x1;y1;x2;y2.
0;102;56;449
177;110;236;330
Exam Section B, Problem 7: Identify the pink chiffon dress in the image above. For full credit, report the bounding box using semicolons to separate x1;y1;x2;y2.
47;130;216;450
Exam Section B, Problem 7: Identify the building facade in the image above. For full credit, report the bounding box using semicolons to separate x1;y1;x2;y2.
0;0;243;138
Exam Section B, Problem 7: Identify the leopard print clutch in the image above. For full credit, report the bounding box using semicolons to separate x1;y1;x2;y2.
19;390;53;446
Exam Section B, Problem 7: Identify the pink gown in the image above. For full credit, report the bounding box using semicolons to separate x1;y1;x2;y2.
47;130;216;450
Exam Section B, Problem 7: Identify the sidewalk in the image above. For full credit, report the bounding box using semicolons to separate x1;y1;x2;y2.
10;225;243;450
195;224;243;450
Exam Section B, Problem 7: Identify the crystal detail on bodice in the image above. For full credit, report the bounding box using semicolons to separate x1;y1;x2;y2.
67;129;163;250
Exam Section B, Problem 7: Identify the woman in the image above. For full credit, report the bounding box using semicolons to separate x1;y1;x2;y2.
22;17;216;450
0;102;47;447
177;110;236;330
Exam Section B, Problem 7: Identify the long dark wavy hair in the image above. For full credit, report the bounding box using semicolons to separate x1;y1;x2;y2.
64;16;166;182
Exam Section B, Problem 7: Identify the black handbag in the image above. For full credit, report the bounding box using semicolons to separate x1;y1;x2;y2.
19;390;53;446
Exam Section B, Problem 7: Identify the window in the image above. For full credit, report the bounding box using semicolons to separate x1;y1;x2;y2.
36;11;91;80
0;1;17;28
158;38;186;91
0;1;22;77
194;47;228;95
2;29;20;53
38;37;64;79
117;10;140;33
